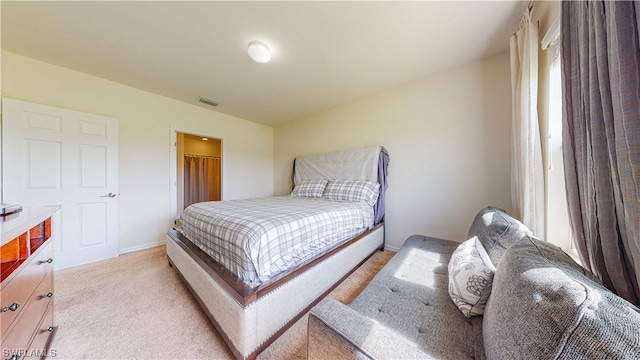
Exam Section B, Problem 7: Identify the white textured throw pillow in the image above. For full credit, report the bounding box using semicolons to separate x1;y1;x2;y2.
448;236;496;318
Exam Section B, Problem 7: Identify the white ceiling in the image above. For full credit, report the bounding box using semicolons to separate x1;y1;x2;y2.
1;1;528;126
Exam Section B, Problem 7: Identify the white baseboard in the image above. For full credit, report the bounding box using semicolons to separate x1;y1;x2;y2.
119;240;166;255
384;245;400;252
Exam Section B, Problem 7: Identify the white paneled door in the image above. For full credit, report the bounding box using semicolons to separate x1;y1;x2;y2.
2;98;118;270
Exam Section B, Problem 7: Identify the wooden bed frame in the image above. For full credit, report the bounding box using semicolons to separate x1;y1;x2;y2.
166;223;384;359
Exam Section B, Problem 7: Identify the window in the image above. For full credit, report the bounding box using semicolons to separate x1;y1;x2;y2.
542;16;577;259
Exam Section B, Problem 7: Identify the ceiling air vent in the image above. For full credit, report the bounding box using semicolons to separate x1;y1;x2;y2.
197;96;220;107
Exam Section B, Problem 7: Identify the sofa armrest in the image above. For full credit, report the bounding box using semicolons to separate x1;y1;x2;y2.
308;298;434;360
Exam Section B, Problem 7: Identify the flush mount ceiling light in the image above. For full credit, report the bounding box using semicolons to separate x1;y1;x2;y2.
248;41;271;63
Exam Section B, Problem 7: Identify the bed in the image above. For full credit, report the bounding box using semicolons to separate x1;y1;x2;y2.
166;146;389;359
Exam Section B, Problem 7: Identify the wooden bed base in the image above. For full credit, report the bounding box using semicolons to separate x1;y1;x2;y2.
166;223;384;360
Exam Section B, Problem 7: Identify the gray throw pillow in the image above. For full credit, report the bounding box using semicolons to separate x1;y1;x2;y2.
467;206;533;266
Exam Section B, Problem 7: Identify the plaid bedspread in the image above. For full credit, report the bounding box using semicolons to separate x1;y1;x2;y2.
178;196;375;286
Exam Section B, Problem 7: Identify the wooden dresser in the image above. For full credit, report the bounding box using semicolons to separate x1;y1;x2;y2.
1;206;60;360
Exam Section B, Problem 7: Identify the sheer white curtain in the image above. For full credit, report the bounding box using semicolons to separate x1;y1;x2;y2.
510;9;544;235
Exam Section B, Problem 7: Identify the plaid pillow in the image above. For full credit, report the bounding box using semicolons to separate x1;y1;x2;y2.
291;180;328;198
323;180;380;206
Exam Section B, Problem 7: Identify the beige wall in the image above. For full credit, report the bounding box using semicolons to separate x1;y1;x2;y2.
2;51;274;253
274;53;513;250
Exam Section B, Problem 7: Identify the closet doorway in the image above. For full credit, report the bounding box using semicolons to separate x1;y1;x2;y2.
176;132;222;214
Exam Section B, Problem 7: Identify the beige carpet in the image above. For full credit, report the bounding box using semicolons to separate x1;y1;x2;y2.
51;245;394;359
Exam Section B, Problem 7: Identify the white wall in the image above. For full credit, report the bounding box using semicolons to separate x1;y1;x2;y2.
274;53;513;250
3;49;513;253
2;51;274;253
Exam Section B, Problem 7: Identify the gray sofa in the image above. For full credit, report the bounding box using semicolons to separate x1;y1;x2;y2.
308;206;640;359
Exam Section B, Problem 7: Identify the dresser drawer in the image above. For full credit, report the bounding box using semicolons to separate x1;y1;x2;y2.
0;242;53;342
0;271;53;357
1;305;55;360
0;326;30;360
25;305;56;359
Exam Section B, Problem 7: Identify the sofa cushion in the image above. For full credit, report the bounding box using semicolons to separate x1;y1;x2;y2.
483;236;640;359
448;237;496;318
349;235;485;359
309;299;442;359
467;206;533;266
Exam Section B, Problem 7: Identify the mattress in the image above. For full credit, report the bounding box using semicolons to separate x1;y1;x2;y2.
178;196;374;286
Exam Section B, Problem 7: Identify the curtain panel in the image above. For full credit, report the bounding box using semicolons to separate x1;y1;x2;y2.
510;8;545;235
561;0;640;306
184;155;221;208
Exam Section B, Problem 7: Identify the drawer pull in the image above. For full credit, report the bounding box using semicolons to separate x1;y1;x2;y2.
41;258;54;264
1;303;20;312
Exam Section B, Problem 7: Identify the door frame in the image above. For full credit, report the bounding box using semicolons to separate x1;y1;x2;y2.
169;127;223;221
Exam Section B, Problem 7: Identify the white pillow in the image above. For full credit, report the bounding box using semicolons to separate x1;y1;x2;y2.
291;180;328;198
448;236;496;318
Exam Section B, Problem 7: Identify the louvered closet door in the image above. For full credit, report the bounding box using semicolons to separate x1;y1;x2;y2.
2;98;119;270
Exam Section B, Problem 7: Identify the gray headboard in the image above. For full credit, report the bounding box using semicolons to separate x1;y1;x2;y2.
291;146;389;224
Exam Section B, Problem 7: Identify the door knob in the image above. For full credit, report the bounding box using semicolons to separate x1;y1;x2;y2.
100;192;117;198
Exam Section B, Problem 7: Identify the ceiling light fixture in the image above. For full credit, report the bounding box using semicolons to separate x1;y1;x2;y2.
248;41;271;63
